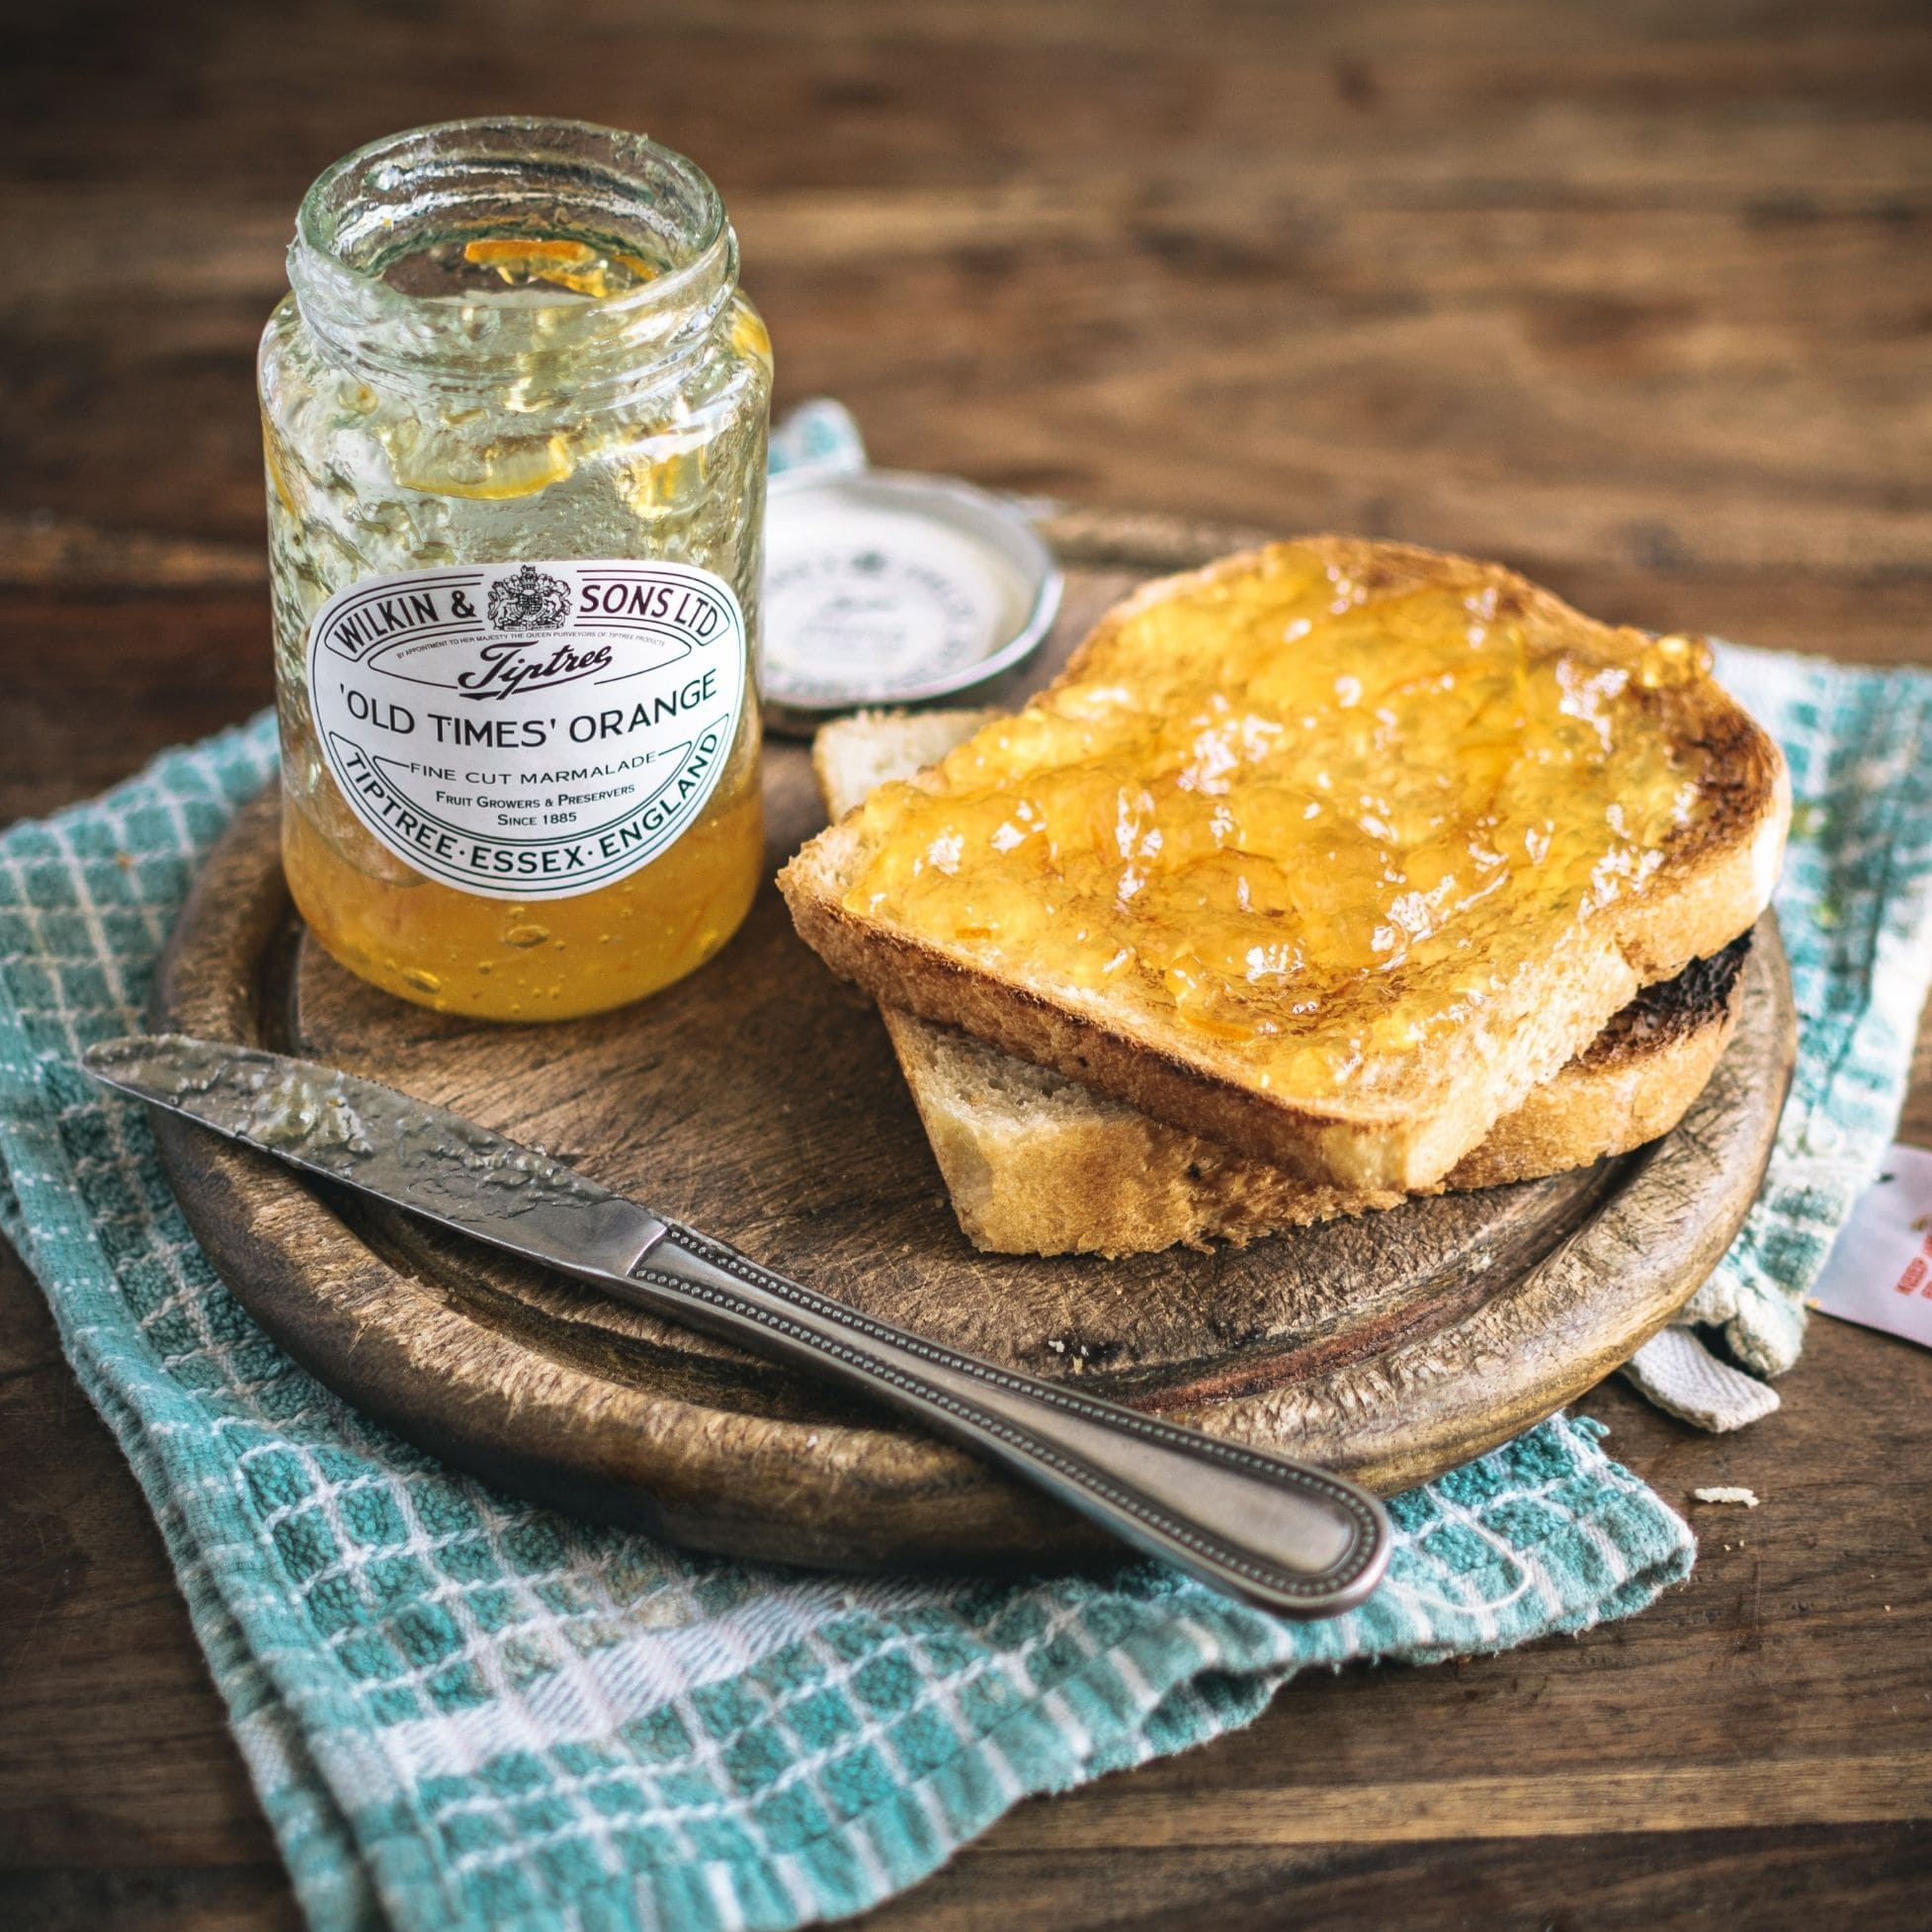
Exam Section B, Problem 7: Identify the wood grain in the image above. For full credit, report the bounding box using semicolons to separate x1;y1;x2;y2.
989;1756;1932;1841
4;1;1930;1925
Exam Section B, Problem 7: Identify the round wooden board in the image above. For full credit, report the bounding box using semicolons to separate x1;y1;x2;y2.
151;511;1797;1572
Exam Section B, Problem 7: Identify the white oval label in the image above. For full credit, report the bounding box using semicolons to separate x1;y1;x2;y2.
305;559;748;900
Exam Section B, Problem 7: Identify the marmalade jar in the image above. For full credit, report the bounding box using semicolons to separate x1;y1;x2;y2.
259;119;771;1020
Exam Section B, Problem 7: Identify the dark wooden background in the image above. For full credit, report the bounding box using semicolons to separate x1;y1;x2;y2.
4;2;1929;1926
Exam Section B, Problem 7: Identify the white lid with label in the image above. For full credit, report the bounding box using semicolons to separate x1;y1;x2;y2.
760;469;1062;734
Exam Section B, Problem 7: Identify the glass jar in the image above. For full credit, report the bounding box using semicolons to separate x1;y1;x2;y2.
260;118;771;1021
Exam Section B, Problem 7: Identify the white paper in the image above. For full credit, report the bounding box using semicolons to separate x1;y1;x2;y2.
1806;1142;1932;1350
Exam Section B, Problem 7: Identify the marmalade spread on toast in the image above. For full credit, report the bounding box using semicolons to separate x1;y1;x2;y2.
842;545;1714;1094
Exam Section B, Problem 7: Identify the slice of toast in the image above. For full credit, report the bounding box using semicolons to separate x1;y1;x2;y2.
781;538;1789;1193
815;708;1747;1256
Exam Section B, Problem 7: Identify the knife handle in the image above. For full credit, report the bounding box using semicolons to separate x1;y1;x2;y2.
612;1222;1389;1618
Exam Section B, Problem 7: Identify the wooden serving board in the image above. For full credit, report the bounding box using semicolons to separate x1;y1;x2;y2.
151;511;1797;1572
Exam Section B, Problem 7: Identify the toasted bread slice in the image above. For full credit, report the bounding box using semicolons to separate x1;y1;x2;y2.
781;539;1788;1193
814;708;1747;1256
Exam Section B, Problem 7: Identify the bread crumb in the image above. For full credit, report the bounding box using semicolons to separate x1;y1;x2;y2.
1693;1486;1759;1506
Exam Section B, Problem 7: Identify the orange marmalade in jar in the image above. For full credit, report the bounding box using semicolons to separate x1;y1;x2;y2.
259;119;772;1020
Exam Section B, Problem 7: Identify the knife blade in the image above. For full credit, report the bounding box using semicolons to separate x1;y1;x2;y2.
85;1031;669;1280
84;1033;1390;1618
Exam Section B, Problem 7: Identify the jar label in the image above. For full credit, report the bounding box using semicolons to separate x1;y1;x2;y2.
305;559;748;900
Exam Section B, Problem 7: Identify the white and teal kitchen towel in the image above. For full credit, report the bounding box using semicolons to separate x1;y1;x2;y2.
4;422;1931;1929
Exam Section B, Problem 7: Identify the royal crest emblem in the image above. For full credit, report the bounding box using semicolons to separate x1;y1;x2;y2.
487;564;572;632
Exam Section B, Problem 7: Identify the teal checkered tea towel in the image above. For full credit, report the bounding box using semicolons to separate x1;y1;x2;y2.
1619;642;1932;1430
4;488;1931;1926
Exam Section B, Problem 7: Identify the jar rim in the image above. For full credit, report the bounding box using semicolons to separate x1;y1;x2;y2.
288;117;736;387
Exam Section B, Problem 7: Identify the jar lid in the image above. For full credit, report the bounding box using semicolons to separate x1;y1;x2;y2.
760;469;1063;735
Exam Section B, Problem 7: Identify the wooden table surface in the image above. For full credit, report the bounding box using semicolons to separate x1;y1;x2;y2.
4;2;1929;1925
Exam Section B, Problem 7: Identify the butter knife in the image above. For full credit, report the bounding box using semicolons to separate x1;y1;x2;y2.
84;1034;1390;1618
